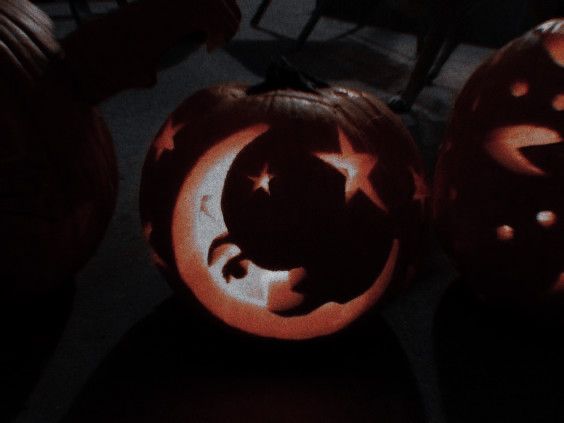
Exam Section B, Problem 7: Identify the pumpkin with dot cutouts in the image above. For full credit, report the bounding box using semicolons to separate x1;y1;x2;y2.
140;69;428;339
433;19;564;304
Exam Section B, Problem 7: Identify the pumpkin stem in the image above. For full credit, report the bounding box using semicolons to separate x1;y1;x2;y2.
246;57;329;95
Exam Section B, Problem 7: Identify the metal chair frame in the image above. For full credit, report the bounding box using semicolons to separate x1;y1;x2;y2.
251;0;333;50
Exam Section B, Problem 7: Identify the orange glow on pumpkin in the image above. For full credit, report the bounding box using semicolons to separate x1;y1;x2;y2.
484;125;562;176
539;19;564;67
536;210;557;228
314;129;387;212
553;94;564;111
153;119;179;160
544;36;564;67
554;273;564;292
141;84;425;339
496;225;515;241
432;19;564;305
170;123;401;339
510;80;529;97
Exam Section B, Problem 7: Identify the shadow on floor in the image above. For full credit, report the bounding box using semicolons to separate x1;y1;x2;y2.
0;282;75;422
62;296;425;423
224;38;411;92
435;280;564;423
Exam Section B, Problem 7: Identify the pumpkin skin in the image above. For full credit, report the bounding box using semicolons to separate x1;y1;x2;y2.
433;20;564;304
140;83;427;339
0;77;118;296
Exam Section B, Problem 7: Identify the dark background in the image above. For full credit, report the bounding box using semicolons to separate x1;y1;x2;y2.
4;1;563;422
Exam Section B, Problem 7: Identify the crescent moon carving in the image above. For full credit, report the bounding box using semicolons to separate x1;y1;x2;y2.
484;125;562;176
171;123;400;339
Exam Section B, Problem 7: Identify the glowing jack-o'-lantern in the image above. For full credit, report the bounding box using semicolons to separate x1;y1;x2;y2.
433;20;564;304
141;68;427;339
0;79;118;296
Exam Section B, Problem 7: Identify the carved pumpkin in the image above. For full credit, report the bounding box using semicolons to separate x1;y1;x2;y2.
433;20;564;304
0;75;118;296
140;68;427;339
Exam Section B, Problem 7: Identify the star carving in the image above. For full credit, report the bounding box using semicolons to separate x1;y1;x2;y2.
314;129;387;212
248;164;274;195
409;167;428;207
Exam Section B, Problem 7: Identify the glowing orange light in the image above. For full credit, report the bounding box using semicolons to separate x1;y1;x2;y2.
267;268;307;313
496;225;514;241
484;125;562;176
553;94;564;111
554;273;564;292
510;81;529;97
409;167;428;205
248;163;274;195
536;210;557;228
541;22;564;66
170;123;402;340
315;129;387;212
154;119;179;160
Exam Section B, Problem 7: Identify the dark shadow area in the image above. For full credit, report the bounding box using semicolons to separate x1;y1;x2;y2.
253;0;537;48
435;280;564;423
63;296;425;423
400;114;446;175
49;14;76;21
0;282;75;422
225;39;410;91
251;20;366;46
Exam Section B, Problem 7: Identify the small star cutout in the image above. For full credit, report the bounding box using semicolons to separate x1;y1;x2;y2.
248;164;274;195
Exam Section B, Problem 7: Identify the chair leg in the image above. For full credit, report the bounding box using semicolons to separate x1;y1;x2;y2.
427;35;459;84
388;31;445;113
69;0;92;25
295;5;324;50
251;0;273;28
416;33;424;57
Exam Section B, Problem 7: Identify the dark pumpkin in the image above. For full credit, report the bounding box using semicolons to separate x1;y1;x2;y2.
140;72;427;339
0;74;118;296
433;19;564;304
